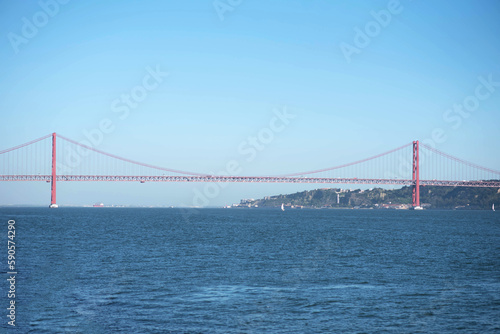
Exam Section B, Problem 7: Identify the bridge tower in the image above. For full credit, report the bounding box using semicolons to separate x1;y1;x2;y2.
49;132;58;208
412;140;420;208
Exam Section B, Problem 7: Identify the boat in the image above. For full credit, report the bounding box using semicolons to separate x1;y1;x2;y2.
49;204;58;208
93;203;104;207
413;206;423;210
493;204;496;212
281;203;285;211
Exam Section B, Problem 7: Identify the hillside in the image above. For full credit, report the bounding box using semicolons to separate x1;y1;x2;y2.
240;185;500;210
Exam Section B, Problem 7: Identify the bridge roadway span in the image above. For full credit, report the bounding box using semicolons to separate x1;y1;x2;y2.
2;175;499;188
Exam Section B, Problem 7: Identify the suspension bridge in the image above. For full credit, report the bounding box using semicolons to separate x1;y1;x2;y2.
1;133;499;208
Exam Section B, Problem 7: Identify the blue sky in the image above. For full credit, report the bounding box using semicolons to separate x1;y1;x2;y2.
1;0;499;206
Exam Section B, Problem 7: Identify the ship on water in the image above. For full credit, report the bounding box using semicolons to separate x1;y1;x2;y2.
93;203;104;207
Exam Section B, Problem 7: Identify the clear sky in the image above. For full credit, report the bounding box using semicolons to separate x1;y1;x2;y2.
1;0;499;206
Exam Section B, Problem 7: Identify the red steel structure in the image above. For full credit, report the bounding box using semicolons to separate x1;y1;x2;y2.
1;133;499;207
412;140;420;207
51;132;57;207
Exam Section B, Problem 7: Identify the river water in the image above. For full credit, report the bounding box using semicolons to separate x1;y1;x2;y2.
1;207;499;333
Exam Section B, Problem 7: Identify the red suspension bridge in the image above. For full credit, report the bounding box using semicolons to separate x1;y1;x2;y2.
1;133;499;208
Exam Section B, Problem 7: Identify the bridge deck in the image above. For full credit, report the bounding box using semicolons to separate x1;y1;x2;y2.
1;175;499;188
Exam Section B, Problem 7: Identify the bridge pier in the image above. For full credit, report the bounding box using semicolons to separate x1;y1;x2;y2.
412;140;421;209
49;132;58;208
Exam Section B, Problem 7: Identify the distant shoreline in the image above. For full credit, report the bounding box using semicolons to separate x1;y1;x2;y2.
0;205;496;211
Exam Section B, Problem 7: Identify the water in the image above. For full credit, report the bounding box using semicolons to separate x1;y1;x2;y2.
1;208;499;333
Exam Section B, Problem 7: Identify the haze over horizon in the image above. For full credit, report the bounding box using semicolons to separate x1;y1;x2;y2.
1;0;500;206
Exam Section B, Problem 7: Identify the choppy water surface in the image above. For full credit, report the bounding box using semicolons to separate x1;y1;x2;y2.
1;208;499;333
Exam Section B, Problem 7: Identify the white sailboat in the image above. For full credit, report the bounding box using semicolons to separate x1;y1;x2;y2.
493;204;495;211
281;203;285;211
